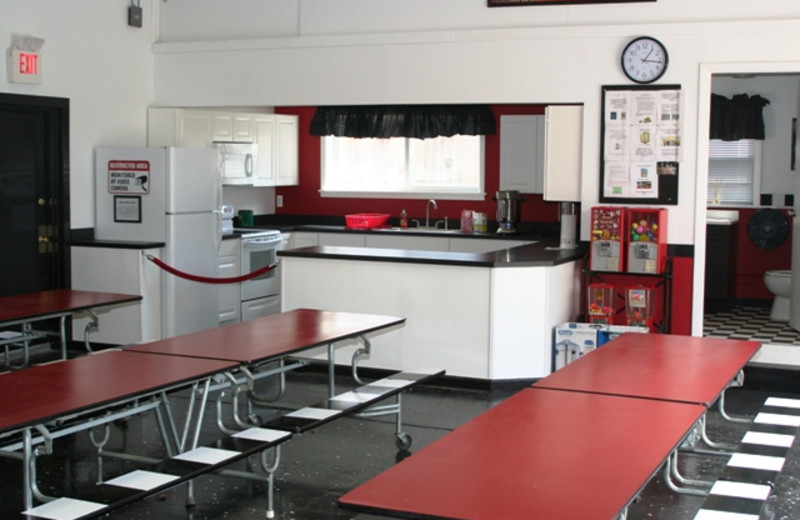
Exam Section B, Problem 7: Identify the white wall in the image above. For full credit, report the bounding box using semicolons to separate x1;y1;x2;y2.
152;12;800;247
1;0;156;229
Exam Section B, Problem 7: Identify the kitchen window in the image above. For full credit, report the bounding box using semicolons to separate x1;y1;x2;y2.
320;135;484;199
707;138;761;206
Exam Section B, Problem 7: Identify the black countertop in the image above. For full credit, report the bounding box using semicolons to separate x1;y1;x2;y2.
279;240;586;268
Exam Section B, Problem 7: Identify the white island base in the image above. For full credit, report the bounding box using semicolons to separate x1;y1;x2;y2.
281;254;579;381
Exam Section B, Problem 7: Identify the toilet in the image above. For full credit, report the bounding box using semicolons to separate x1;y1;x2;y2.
764;270;792;321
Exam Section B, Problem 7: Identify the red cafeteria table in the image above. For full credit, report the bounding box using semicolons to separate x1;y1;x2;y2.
0;350;237;511
127;307;407;399
0;289;142;366
534;333;761;406
339;387;705;520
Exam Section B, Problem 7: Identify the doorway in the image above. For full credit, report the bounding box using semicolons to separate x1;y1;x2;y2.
0;93;70;297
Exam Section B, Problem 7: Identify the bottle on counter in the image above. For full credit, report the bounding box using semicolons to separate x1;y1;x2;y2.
400;208;408;228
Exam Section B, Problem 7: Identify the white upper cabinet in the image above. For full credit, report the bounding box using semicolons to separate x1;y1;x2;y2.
499;115;545;193
274;115;299;186
231;113;254;142
253;114;298;187
148;108;299;187
543;105;583;202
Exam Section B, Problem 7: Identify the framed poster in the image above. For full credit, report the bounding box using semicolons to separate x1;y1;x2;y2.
114;195;142;223
600;84;682;205
488;0;655;5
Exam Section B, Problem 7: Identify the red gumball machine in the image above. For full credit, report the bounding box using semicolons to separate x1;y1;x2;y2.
590;206;627;272
625;285;654;329
587;283;616;325
627;208;667;274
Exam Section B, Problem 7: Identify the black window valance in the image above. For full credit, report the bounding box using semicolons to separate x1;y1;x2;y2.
309;104;496;139
710;93;770;141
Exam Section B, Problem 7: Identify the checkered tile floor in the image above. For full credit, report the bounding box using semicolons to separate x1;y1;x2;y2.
704;306;800;345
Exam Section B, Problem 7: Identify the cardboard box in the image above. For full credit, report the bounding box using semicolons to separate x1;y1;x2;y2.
598;324;650;346
553;322;603;371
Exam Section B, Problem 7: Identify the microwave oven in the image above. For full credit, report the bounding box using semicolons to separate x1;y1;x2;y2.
213;142;257;184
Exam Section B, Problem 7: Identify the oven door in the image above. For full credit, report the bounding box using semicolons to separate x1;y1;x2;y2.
240;234;282;301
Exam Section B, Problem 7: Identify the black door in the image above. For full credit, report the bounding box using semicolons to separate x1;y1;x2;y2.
0;94;69;297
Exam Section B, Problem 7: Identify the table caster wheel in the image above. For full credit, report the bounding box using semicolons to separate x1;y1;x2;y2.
395;432;412;450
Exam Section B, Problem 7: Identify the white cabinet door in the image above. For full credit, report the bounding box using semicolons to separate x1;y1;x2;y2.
290;232;319;249
148;108;215;148
211;112;234;142
499;115;545;193
253;115;276;186
275;115;299;186
319;233;366;247
232;113;254;142
543;105;583;202
218;238;241;325
71;246;162;344
252;114;298;187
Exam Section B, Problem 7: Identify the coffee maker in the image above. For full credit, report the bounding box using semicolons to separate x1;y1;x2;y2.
495;190;524;234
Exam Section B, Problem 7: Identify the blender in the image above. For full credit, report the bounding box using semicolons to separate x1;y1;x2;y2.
495;190;523;234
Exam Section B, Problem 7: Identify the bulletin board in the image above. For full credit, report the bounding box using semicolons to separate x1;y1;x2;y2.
599;84;682;205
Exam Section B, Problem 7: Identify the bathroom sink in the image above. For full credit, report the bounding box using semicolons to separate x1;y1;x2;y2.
706;209;739;225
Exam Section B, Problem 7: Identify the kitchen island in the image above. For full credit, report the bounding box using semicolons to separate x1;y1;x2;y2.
279;241;584;382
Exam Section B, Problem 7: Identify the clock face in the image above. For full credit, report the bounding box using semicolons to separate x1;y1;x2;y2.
621;37;668;84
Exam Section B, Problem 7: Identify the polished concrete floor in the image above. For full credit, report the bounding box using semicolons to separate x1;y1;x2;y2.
2;364;800;520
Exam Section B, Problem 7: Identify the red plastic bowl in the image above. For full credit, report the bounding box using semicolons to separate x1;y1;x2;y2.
345;213;391;229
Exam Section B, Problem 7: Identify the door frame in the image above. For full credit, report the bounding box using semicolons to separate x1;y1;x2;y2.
0;93;71;290
694;62;800;336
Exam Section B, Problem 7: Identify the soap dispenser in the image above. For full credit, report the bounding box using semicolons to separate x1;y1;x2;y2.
400;208;408;229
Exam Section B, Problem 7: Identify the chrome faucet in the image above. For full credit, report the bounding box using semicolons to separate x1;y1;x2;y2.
425;199;438;228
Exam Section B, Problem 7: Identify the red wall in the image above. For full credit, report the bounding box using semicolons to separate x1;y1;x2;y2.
275;105;560;223
728;208;793;300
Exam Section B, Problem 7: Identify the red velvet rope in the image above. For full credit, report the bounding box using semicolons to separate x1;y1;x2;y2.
145;254;277;284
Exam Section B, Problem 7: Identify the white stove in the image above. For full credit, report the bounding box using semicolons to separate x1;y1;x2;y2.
235;228;284;322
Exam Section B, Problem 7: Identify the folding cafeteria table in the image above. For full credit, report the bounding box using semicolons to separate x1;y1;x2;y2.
0;349;237;511
534;333;762;494
339;387;706;520
127;307;407;399
534;333;761;406
0;289;142;366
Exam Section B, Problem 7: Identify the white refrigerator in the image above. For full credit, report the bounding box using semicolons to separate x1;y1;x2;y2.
94;147;221;339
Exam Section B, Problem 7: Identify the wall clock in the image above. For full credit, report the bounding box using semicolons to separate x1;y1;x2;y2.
621;36;668;84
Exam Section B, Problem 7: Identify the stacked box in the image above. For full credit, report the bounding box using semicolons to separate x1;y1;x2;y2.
597;324;650;346
553;322;602;370
627;208;668;274
554;322;650;370
590;206;627;272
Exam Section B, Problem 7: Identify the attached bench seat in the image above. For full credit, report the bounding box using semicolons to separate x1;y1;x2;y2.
265;370;444;434
22;369;444;520
693;396;800;520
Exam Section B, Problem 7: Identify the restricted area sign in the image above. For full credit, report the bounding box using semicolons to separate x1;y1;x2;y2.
107;160;150;194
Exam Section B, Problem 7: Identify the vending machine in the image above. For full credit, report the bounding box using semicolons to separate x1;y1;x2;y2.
627;208;667;274
590;206;627;272
587;283;616;325
625;286;654;330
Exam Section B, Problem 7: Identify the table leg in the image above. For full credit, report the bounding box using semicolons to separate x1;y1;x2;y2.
328;342;335;398
22;429;32;511
59;315;67;360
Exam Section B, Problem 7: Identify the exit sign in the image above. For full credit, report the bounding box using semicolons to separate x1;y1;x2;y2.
8;49;41;84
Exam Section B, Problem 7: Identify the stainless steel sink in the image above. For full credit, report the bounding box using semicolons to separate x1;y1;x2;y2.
377;226;463;234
